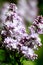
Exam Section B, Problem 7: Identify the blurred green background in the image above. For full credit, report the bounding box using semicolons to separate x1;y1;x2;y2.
0;0;43;65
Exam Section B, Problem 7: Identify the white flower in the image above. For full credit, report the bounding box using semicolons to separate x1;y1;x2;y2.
39;23;43;29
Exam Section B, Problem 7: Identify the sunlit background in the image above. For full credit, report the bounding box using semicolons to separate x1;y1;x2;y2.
0;0;43;65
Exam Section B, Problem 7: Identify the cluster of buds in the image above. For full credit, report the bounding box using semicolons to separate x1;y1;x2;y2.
0;3;42;60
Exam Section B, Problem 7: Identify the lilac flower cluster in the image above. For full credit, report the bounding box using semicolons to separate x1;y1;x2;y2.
29;16;43;34
0;3;42;60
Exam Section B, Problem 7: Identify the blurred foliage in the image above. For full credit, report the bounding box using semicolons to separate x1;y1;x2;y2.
0;0;43;65
38;0;43;15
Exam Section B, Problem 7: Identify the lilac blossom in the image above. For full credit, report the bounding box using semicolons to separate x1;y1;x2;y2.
0;3;17;23
0;3;42;60
29;16;43;34
4;37;19;50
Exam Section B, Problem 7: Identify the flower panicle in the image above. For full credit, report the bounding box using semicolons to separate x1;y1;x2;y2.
0;3;42;60
29;15;43;34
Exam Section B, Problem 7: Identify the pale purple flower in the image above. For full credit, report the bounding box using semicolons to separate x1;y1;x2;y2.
0;3;42;60
0;3;17;23
29;16;43;34
4;37;19;50
21;46;38;60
